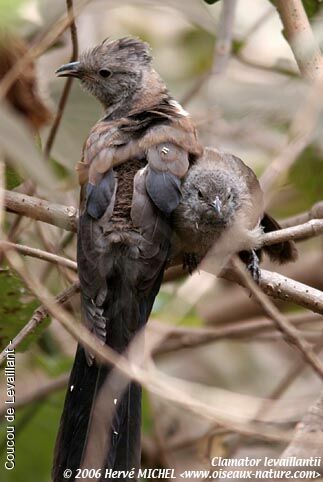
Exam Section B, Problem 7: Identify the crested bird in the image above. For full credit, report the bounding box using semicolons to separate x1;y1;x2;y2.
52;37;202;482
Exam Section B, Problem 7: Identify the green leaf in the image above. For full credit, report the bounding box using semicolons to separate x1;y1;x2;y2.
0;269;42;352
203;0;221;4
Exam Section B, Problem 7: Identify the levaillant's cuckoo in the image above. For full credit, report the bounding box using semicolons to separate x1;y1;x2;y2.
173;147;297;277
52;38;202;481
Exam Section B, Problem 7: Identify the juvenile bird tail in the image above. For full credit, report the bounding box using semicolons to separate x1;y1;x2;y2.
261;213;298;264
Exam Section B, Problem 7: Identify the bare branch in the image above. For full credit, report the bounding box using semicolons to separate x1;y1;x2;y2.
44;0;79;158
2;249;291;441
262;218;323;245
231;257;323;381
281;390;323;460
181;0;237;105
153;312;322;356
0;240;77;271
0;0;89;101
281;201;323;227
3;189;77;231
212;0;238;75
275;0;323;80
0;281;80;365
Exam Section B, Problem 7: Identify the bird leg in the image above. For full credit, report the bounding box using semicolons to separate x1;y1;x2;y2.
239;249;261;283
183;252;200;274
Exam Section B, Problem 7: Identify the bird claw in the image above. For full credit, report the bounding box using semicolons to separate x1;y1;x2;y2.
183;252;200;275
246;250;261;283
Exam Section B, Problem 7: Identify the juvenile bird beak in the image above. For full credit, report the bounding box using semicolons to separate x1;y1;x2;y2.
56;61;81;78
212;196;222;215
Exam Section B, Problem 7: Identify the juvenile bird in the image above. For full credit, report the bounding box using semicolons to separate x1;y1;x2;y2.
172;147;297;277
53;37;202;481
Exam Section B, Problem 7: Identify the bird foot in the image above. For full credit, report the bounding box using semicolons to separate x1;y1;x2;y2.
246;250;261;283
183;252;200;275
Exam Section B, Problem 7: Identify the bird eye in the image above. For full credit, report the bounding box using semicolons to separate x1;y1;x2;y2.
227;192;232;200
198;190;203;199
99;68;112;78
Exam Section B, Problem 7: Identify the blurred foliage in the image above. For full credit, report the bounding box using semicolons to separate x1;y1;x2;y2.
0;0;24;27
5;166;23;190
0;392;65;482
203;0;221;4
290;145;323;205
34;349;73;378
0;269;40;352
178;29;214;77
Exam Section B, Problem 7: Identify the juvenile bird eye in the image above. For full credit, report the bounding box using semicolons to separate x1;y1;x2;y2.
99;68;112;78
198;190;203;199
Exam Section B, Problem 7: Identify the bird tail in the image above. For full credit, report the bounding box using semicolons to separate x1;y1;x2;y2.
261;213;298;264
52;297;148;482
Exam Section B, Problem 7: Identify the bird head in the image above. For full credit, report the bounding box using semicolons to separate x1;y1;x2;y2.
181;168;242;229
56;37;167;116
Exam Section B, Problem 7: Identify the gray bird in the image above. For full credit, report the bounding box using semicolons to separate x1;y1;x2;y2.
172;147;297;277
53;37;202;482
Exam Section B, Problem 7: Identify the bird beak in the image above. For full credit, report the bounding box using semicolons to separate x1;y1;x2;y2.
55;61;81;78
212;196;222;215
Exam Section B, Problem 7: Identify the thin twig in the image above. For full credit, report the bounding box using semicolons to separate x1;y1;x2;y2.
0;281;80;365
2;249;291;442
228;334;323;458
0;240;77;271
260;1;323;196
212;0;238;75
44;0;79;158
235;52;298;78
281;201;323;227
232;257;323;381
153;312;322;356
261;218;323;245
181;0;237;105
280;390;323;461
0;0;88;101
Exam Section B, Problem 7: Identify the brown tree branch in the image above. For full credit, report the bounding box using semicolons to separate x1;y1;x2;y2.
281;201;323;227
3;189;77;231
231;258;323;381
44;0;79;158
2;249;291;442
4;188;323;247
181;0;237;105
0;281;80;365
261;218;323;245
153;312;322;356
275;0;323;81
280;390;323;461
0;0;89;101
0;240;77;271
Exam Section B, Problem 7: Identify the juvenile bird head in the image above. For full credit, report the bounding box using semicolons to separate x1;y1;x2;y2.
56;37;167;117
179;166;242;230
